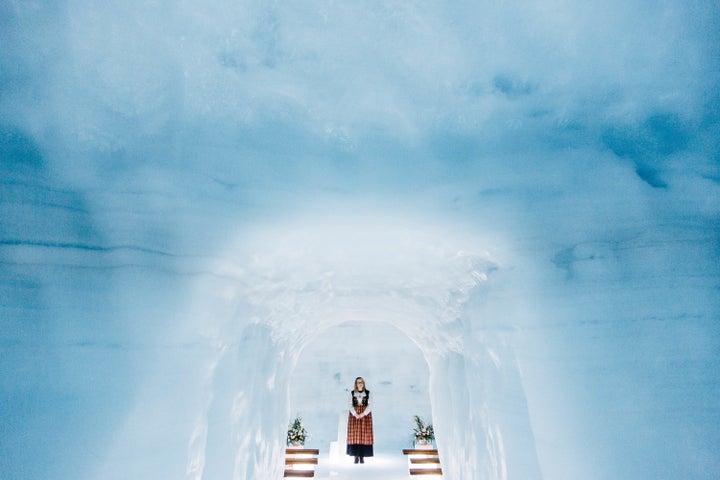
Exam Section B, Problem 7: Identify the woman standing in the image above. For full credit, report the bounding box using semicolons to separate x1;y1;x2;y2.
346;376;374;464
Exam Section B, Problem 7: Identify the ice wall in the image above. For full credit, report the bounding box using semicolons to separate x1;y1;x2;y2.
1;1;719;480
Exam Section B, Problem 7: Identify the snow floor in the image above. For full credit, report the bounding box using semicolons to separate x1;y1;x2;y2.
312;452;411;479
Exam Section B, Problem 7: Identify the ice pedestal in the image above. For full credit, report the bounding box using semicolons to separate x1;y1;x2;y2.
329;412;348;463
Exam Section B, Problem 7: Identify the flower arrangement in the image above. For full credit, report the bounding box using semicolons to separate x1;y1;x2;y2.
412;415;435;443
287;416;309;446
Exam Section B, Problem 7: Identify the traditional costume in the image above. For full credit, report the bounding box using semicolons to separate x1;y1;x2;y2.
346;389;374;461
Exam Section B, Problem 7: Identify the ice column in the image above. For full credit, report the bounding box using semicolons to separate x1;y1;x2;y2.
200;324;291;480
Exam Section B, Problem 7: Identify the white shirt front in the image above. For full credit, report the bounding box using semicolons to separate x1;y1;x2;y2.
349;390;372;417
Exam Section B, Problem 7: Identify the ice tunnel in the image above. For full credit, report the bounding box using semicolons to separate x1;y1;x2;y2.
178;220;541;480
1;1;719;480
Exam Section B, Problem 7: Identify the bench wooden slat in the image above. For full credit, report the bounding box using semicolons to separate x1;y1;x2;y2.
285;458;318;465
410;458;440;464
403;449;439;455
283;470;315;477
285;448;319;455
409;468;443;475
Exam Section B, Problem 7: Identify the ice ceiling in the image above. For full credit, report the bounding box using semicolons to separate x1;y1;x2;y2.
1;1;719;480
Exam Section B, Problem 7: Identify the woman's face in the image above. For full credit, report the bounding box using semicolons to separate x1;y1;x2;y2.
355;378;365;390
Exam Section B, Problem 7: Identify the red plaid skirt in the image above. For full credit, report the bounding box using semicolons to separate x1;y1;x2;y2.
347;406;374;445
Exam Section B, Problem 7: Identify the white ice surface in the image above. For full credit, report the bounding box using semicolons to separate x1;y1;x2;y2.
1;1;719;480
313;453;409;480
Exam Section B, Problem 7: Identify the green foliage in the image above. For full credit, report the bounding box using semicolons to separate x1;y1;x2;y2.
287;416;309;446
412;415;435;441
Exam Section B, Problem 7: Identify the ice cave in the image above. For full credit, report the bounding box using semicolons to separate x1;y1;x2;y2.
1;1;719;480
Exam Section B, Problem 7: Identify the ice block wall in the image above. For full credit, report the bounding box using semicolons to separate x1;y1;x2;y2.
1;1;718;480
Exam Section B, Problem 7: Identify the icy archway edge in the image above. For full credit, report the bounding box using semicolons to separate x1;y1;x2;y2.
186;220;542;480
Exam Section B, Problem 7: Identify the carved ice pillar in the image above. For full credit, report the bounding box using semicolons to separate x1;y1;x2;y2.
427;334;542;480
474;330;543;480
200;324;291;480
427;350;489;480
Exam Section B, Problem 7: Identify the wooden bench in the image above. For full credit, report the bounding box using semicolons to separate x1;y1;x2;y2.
284;448;319;478
403;448;443;477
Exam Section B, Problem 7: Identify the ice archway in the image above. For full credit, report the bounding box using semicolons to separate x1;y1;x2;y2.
186;219;542;480
288;319;433;453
